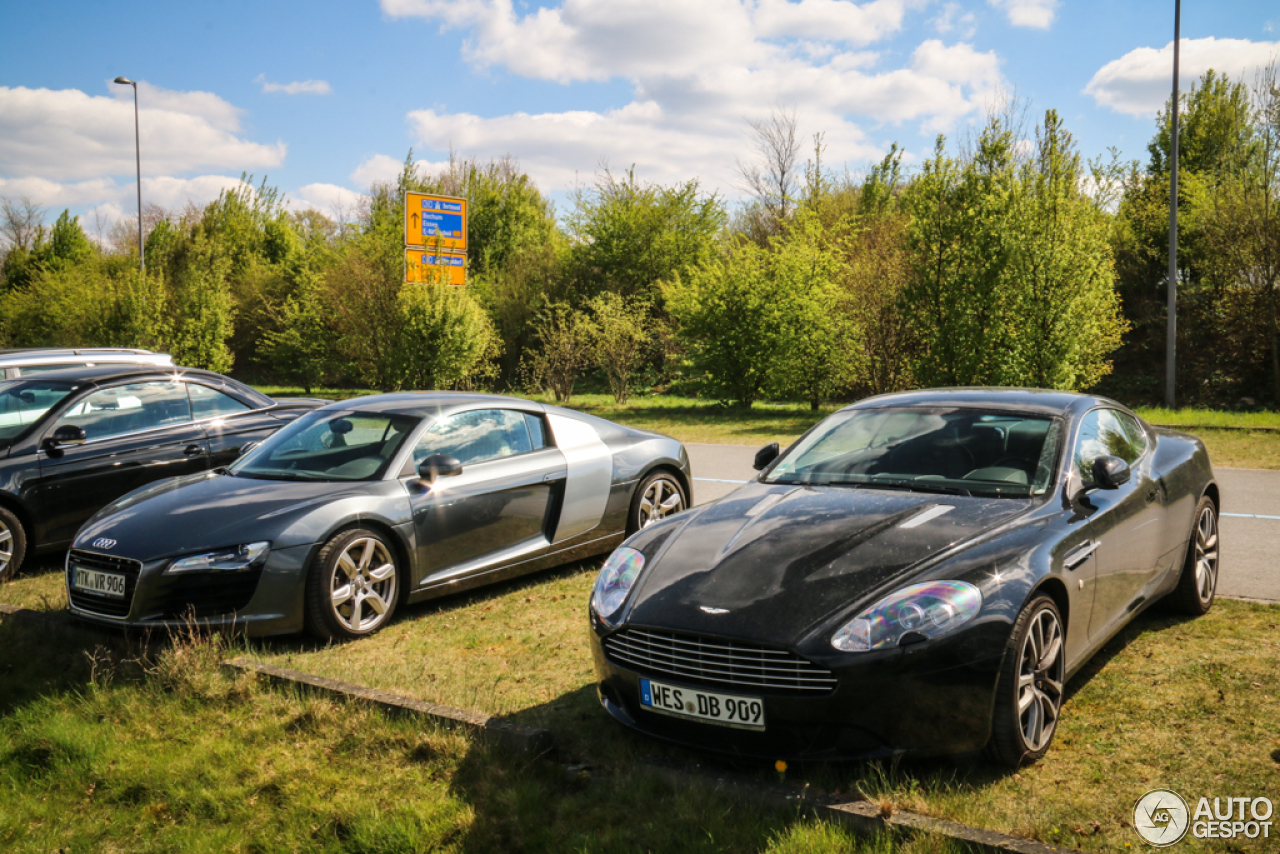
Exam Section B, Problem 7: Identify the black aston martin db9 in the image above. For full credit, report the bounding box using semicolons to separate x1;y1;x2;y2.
588;388;1219;766
67;393;691;639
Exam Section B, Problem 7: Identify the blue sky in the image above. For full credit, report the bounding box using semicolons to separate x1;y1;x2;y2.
1;0;1277;234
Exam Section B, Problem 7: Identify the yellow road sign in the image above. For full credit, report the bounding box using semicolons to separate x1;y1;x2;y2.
405;192;467;252
405;249;467;287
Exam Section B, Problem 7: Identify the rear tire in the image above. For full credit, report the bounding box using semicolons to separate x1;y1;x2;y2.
0;506;26;583
1169;495;1218;616
987;595;1066;767
304;528;401;640
628;470;687;534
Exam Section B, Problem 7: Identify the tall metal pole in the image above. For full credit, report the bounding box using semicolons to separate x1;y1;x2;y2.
114;77;144;273
1165;0;1180;408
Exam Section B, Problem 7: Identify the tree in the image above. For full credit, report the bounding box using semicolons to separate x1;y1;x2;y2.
666;239;800;406
524;303;592;403
585;293;651;403
261;269;333;394
167;231;235;372
565;168;726;307
394;282;500;391
736;107;801;238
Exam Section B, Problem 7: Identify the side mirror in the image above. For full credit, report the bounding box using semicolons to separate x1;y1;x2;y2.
418;454;463;483
753;442;780;471
42;424;87;451
238;441;261;457
1090;455;1131;489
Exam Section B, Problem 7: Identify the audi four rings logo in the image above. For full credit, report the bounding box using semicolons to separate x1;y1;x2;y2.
91;538;117;550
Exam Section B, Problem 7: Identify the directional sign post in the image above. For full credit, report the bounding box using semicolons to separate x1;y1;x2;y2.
404;191;468;285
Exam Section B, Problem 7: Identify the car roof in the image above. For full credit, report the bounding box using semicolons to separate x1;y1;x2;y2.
1;365;274;404
322;391;544;419
845;387;1121;416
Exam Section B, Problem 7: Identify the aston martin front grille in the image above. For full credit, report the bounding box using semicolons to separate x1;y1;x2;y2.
605;627;837;695
67;549;142;618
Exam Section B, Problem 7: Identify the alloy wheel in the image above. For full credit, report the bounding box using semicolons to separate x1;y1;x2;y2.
639;476;685;528
1193;505;1219;605
1016;606;1065;752
0;518;12;577
329;537;397;633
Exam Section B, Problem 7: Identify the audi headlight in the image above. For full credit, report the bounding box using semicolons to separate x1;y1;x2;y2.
167;542;271;574
591;547;645;621
831;581;982;652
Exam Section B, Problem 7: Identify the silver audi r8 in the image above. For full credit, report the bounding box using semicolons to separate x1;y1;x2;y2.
67;393;691;639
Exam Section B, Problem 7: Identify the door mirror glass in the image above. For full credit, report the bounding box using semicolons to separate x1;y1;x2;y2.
753;442;780;471
418;454;463;482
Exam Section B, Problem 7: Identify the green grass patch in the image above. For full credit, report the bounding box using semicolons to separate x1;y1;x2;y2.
1134;407;1280;430
251;573;1280;854
0;616;973;854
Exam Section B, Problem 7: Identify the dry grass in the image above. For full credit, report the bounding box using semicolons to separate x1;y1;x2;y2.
0;553;66;612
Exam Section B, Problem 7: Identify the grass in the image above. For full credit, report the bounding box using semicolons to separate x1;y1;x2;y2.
0;616;975;854
237;575;1280;854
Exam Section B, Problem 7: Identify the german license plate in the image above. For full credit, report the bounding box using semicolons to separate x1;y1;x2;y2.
639;678;765;730
72;567;126;599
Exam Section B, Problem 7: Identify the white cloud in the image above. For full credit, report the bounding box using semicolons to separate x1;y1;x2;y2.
0;84;286;183
0;173;252;226
289;183;369;217
987;0;1057;29
386;0;1003;194
350;153;406;188
255;75;333;95
932;2;976;39
1085;37;1280;116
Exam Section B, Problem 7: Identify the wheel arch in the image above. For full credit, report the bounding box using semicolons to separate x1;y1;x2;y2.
635;462;691;505
1202;480;1220;512
310;516;415;603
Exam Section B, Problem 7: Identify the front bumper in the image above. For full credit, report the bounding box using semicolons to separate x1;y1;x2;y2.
65;542;315;637
589;618;1007;761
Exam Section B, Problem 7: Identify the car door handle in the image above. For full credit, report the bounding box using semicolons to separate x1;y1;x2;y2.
183;444;205;457
1064;541;1099;570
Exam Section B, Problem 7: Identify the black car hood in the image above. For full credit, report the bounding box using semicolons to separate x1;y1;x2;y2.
624;481;1031;647
75;471;364;559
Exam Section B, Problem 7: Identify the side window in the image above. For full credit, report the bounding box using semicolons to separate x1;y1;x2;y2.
412;409;536;467
56;381;192;441
187;383;252;419
1073;409;1143;480
524;413;549;450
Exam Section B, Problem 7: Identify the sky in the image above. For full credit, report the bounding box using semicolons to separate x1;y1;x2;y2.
1;0;1278;235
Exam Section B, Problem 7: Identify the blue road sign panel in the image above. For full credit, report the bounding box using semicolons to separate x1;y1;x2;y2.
421;211;464;240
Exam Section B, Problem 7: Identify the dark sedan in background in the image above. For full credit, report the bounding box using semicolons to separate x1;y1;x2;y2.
66;393;691;640
0;365;324;579
589;388;1219;766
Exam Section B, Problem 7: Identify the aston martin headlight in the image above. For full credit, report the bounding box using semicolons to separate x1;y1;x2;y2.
591;547;645;620
167;542;271;574
831;581;982;652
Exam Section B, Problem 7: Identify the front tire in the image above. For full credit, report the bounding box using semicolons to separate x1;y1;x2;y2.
305;528;400;640
988;595;1066;767
1169;495;1218;616
0;506;27;583
628;470;687;534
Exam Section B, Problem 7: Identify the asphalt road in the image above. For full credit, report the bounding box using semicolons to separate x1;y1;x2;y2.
685;442;1279;604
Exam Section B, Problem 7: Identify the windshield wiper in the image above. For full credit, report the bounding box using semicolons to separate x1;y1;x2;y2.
861;481;973;497
236;470;323;482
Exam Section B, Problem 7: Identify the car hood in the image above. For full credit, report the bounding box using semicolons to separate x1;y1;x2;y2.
624;481;1032;648
75;471;367;559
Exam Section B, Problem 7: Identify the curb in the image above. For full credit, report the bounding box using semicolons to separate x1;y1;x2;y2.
221;658;554;757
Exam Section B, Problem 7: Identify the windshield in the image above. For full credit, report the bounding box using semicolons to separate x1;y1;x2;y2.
230;410;419;481
0;379;79;444
765;407;1062;498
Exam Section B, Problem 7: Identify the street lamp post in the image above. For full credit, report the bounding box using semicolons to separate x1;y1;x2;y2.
1166;1;1181;408
113;76;144;273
